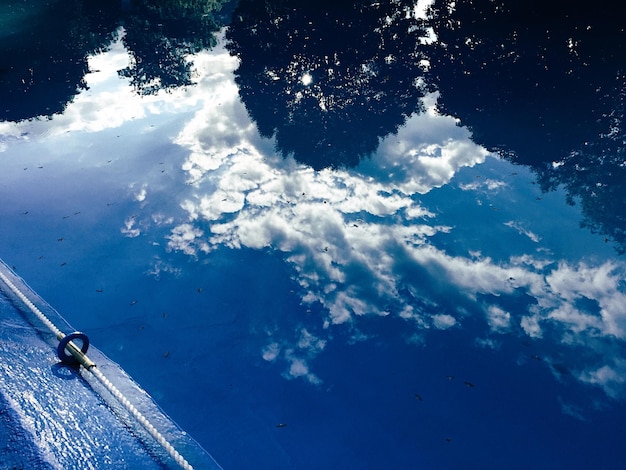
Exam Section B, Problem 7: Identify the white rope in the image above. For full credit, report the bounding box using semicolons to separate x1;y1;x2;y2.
0;269;64;340
0;267;194;470
90;367;194;470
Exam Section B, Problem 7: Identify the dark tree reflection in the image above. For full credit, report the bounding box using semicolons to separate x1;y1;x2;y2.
225;0;429;169
426;0;625;165
0;0;118;121
119;0;231;95
537;93;626;253
424;0;626;253
0;0;231;122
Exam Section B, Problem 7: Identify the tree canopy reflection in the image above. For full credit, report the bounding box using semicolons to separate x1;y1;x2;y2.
424;0;626;253
0;0;118;121
426;0;625;166
120;0;231;95
537;97;626;253
225;0;430;169
4;0;625;254
0;0;231;122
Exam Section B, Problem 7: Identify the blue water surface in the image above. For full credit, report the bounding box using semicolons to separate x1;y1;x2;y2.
2;1;626;469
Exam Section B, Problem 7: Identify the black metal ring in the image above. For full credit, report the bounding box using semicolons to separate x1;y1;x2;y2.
57;332;90;365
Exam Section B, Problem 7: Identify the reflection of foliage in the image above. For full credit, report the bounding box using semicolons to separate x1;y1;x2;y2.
226;0;429;169
424;0;626;253
119;0;229;95
0;0;118;121
0;0;230;121
537;89;626;253
426;0;626;165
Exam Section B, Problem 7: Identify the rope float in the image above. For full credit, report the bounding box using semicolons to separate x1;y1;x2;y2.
0;268;194;470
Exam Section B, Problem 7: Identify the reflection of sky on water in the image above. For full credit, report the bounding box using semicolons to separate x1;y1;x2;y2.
169;36;624;397
2;29;626;468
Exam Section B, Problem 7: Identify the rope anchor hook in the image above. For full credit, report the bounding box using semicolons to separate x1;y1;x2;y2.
57;331;93;367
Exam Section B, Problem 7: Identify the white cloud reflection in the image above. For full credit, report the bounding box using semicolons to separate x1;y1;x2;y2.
162;43;626;400
3;29;624;402
504;220;541;243
0;27;216;141
144;41;626;399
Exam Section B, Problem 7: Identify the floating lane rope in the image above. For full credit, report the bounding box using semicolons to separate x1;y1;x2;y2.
0;267;195;470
